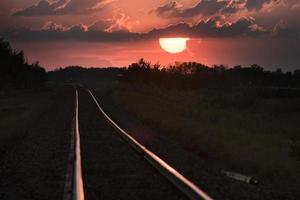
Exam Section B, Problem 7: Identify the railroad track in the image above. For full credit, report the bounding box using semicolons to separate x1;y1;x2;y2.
67;87;213;200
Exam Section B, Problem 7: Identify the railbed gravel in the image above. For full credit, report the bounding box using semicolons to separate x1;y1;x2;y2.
0;86;73;200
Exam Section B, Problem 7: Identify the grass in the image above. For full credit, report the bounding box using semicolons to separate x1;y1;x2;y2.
112;83;300;196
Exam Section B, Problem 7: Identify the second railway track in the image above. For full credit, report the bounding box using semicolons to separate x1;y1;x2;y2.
73;87;212;200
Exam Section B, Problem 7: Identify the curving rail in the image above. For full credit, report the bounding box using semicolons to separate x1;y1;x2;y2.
73;89;85;200
87;89;213;200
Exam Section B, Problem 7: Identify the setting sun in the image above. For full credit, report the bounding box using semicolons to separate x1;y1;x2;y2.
159;38;189;54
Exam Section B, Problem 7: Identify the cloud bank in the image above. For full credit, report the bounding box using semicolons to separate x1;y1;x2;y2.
155;0;281;19
2;16;284;42
13;0;112;16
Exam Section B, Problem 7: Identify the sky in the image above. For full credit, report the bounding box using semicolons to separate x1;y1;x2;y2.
0;0;299;71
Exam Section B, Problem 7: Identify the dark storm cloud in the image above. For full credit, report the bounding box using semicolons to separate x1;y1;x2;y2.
194;17;257;37
1;22;140;42
155;0;282;19
245;0;273;11
13;0;110;16
1;16;268;42
155;0;229;18
221;0;245;14
13;0;62;16
13;0;66;16
89;20;113;31
272;20;300;38
154;1;181;18
42;21;68;31
147;16;266;38
180;0;228;17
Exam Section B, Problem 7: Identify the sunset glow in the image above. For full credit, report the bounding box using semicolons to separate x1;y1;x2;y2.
0;1;299;199
159;38;189;54
0;0;299;69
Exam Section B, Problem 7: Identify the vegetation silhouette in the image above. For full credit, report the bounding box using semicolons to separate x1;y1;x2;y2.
121;58;300;91
0;39;46;91
48;66;119;83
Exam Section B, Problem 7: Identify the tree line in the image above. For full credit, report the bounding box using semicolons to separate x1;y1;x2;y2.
121;58;300;90
0;39;46;90
47;66;119;82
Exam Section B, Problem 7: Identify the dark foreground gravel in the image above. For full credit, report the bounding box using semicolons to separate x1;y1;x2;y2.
78;88;188;200
0;86;74;200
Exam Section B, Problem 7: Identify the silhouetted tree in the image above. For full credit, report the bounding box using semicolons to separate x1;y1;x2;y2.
121;58;300;90
0;38;46;90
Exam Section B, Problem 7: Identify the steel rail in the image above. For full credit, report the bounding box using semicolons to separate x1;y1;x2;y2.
87;89;213;200
63;88;77;200
73;89;85;200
